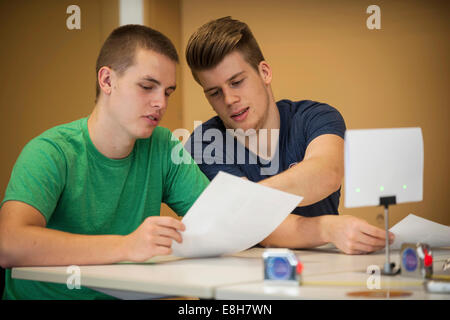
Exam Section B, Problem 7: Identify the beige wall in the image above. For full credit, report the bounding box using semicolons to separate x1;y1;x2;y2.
1;1;448;228
0;0;118;200
180;0;450;227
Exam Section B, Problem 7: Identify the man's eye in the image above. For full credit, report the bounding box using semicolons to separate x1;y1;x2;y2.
140;85;153;90
231;79;243;87
209;91;220;97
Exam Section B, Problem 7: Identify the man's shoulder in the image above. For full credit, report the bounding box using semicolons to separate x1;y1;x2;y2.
12;118;87;179
277;99;338;116
26;118;86;153
278;99;346;143
278;99;344;127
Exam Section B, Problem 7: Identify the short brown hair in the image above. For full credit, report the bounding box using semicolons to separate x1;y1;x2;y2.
186;16;265;82
95;24;179;102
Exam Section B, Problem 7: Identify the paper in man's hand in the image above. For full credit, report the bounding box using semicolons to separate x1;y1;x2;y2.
172;171;303;258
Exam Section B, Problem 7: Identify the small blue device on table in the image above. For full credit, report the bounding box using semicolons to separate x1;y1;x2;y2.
263;249;303;285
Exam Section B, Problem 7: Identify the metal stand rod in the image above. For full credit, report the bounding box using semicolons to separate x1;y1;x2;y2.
384;206;391;273
379;196;398;276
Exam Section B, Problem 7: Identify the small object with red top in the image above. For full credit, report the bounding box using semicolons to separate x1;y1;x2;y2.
400;243;433;279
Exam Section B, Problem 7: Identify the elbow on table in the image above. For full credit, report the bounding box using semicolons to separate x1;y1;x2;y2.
0;241;14;269
0;256;13;269
259;238;272;248
0;226;16;269
259;232;285;248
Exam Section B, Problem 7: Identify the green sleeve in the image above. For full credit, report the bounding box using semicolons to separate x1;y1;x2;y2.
162;131;209;216
1;137;66;222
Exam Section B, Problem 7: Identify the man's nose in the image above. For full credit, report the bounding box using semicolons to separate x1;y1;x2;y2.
151;92;167;110
223;88;239;106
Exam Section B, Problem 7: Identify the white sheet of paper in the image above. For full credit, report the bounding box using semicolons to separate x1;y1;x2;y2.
172;171;303;258
390;213;450;249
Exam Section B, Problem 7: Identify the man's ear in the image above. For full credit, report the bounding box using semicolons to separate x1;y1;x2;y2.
258;61;272;85
98;66;114;96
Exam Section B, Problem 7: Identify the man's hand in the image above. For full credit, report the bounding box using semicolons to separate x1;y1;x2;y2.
323;215;394;254
123;216;185;262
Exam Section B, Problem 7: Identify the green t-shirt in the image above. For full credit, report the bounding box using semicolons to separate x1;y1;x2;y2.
1;117;209;299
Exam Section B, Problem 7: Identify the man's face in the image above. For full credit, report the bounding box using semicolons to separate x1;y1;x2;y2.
108;48;176;139
195;51;272;132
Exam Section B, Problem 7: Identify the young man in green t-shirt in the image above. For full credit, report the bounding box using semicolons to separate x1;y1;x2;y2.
0;25;209;299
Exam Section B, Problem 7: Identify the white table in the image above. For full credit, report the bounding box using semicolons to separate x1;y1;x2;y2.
11;246;450;300
217;247;450;300
12;255;263;299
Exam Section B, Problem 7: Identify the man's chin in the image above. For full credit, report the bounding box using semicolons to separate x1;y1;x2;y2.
135;127;155;140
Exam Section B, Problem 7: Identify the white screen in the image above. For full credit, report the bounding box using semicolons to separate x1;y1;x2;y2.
344;127;423;208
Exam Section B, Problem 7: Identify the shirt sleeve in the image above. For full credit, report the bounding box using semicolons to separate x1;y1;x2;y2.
299;102;346;146
162;131;210;216
1;137;67;223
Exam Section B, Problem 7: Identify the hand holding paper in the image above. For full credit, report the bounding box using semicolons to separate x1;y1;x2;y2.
172;171;303;258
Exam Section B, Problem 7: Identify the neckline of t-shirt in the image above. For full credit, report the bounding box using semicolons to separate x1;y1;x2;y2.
80;117;136;167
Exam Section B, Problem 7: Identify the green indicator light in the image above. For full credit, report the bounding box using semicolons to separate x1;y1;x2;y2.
380;186;384;191
355;188;361;193
403;185;407;189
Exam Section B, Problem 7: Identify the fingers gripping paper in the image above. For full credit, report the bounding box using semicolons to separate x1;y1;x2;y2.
172;171;303;258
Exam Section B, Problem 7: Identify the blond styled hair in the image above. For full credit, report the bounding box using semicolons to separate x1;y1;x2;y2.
185;16;265;82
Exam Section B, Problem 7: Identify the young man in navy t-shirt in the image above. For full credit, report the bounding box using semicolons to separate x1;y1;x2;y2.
185;17;394;254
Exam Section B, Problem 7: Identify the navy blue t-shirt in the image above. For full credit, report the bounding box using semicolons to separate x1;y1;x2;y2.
186;99;346;217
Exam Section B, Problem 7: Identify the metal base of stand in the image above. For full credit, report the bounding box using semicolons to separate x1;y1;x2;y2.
381;262;400;276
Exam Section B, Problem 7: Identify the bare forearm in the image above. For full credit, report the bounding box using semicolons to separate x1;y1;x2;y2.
0;225;127;268
260;214;331;249
260;157;341;206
